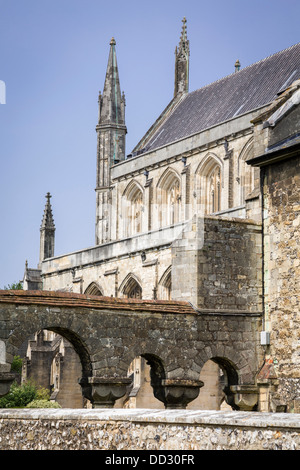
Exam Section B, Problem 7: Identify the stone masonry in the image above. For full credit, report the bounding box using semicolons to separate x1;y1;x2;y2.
0;409;299;450
0;290;262;411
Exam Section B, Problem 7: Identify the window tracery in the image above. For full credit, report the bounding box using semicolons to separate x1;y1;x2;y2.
121;275;143;299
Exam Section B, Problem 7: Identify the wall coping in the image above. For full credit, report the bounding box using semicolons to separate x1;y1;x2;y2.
0;409;299;431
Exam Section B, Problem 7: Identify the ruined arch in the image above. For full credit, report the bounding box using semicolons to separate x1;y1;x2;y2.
0;291;261;410
122;180;144;237
158;266;172;300
11;325;93;382
84;282;104;296
118;353;166;408
156;167;181;227
141;353;166;404
195;153;223;214
119;273;143;299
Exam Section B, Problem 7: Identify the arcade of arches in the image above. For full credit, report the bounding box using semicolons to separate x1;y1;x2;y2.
0;290;262;411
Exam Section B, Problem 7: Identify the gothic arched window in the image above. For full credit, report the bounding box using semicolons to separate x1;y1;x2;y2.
238;138;255;205
84;282;104;296
122;181;144;238
157;169;181;227
120;274;143;299
195;155;222;215
158;266;172;300
209;165;221;213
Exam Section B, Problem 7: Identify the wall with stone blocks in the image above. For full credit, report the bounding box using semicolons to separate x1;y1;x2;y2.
0;409;299;450
262;154;300;409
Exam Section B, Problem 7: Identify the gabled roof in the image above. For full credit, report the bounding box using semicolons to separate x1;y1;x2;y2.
132;42;300;154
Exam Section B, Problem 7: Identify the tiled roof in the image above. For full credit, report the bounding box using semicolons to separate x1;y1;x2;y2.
134;43;300;153
0;290;197;315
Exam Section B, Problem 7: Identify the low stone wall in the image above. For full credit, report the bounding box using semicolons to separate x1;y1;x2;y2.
0;409;299;451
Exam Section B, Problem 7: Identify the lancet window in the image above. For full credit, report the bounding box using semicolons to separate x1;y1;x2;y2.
195;155;222;215
122;181;144;237
121;275;143;299
157;169;181;227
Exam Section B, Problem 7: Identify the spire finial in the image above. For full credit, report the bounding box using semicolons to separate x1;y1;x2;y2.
39;192;55;264
110;37;116;46
174;17;189;97
235;59;241;72
180;17;187;42
41;192;55;230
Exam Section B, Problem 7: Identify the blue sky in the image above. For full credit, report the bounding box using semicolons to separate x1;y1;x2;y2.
0;0;299;288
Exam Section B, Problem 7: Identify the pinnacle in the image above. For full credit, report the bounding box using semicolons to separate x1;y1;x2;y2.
41;192;55;230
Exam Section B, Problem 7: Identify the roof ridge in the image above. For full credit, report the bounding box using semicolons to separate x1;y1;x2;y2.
189;42;300;95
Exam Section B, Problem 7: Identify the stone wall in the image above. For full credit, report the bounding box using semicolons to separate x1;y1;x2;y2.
248;88;300;413
171;215;262;310
198;216;262;311
262;154;300;409
0;291;263;410
0;409;299;450
41;224;180;297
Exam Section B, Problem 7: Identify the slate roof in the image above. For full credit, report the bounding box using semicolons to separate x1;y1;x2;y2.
133;42;300;154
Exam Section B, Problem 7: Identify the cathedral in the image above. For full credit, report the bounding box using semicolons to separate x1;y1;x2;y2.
22;19;300;412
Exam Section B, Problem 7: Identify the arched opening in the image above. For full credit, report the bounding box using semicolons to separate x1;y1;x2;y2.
195;155;222;215
15;327;93;409
157;168;181;228
115;354;165;409
187;357;238;410
84;282;104;296
122;180;144;238
120;274;143;299
158;266;172;300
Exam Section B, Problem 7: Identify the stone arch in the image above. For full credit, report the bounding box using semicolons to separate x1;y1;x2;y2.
120;351;168;408
121;179;144;237
84;282;104;296
141;353;166;404
201;356;239;410
195;153;223;214
156;167;181;227
5;320;93;385
158;266;172;300
119;273;143;299
237;137;255;204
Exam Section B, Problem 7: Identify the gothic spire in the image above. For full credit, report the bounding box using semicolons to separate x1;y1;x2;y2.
174;17;190;97
95;38;127;245
39;192;55;264
98;37;126;127
40;192;55;231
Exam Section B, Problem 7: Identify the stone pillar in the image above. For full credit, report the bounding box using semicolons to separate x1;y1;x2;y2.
143;177;153;231
171;215;203;306
223;147;233;209
181;163;190;221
